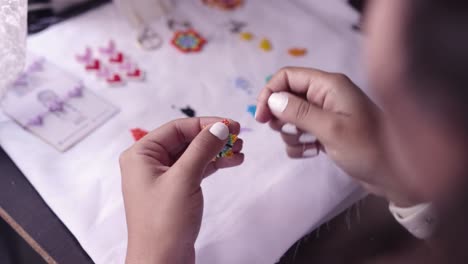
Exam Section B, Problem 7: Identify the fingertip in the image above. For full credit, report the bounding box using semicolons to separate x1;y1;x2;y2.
255;87;274;123
228;120;241;135
232;139;243;152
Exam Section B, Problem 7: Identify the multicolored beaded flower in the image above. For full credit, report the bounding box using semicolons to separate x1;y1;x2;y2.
171;29;206;53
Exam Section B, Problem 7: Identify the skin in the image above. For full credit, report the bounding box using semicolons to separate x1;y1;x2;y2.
120;0;466;262
121;118;244;264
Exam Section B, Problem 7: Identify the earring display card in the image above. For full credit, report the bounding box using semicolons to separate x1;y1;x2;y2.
1;55;119;152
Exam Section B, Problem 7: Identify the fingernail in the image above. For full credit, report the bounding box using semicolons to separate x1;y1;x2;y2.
209;122;229;140
281;123;298;135
299;133;316;143
268;92;288;113
303;148;319;158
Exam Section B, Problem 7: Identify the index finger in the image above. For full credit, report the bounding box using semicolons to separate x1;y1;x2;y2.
256;67;330;123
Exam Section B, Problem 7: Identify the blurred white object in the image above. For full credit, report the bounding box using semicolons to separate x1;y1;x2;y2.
0;0;27;98
114;0;173;50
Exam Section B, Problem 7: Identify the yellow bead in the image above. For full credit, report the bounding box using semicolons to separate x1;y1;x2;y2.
230;134;238;143
240;32;254;41
259;38;272;51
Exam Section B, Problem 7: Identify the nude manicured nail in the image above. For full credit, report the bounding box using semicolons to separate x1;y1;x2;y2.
209;122;229;140
299;133;316;143
303;148;319;158
268;92;289;113
281;123;298;135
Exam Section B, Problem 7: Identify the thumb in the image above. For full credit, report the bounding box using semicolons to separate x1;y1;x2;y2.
267;92;338;143
173;122;229;177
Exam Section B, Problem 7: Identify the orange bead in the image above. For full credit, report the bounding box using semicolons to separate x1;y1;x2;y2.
288;48;307;57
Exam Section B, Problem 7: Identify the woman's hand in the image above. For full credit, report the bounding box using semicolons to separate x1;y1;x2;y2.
120;117;244;264
256;67;423;207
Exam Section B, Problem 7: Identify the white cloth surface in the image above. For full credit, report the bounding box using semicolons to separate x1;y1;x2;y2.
0;1;367;263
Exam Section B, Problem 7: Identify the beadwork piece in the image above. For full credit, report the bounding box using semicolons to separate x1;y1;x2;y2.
240;32;253;41
222;119;230;126
171;30;206;53
259;38;272;51
288;48;307;57
228;20;247;33
247;105;256;117
131;128;148;141
217;133;238;158
202;0;243;10
210;119;238;159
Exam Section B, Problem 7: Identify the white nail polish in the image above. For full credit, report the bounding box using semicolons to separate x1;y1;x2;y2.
281;123;298;135
268;92;288;113
299;133;316;143
209;122;229;140
303;148;318;158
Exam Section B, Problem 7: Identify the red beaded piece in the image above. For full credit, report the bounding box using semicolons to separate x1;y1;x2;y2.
131;128;148;141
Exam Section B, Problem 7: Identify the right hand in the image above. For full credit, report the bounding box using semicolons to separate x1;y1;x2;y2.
255;67;424;207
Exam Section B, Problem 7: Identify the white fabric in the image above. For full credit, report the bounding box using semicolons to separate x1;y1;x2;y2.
0;1;367;263
389;202;437;239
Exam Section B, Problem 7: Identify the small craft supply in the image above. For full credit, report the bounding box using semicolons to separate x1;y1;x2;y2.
202;0;243;10
288;48;307;57
85;59;101;71
259;38;272;52
234;77;251;94
131;128;148;141
240;32;253;41
137;27;163;51
214;119;238;158
77;41;146;85
171;29;206;53
240;127;253;133
228;20;246;33
247;105;256;117
126;68;145;81
265;74;273;83
106;73;124;86
172;105;196;117
217;133;238;158
167;19;192;31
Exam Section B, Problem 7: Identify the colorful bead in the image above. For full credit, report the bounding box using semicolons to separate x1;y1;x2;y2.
222;119;230;126
217;133;238;158
240;32;254;41
202;0;243;10
288;48;307;57
131;128;149;141
171;29;206;53
259;38;272;52
247;105;257;117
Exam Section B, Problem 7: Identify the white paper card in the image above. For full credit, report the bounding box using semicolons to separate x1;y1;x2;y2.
1;55;119;151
